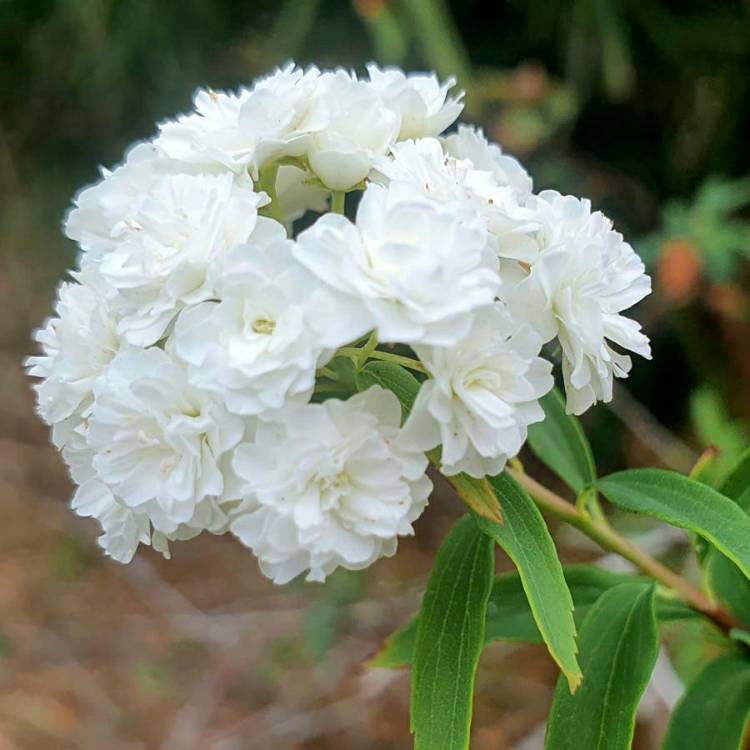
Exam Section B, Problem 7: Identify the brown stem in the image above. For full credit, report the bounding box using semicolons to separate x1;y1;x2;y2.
507;469;739;633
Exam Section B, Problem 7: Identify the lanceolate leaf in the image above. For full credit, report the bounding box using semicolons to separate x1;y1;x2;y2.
369;616;418;669
705;548;750;627
483;565;694;639
370;566;642;668
476;473;582;691
598;469;750;580
484;565;649;645
527;388;596;493
411;515;494;750
545;583;659;750
663;654;750;750
721;447;750;512
446;473;504;524
704;448;750;627
369;565;694;669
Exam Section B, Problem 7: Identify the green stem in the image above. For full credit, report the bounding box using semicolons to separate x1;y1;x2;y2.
258;163;286;224
312;383;341;394
330;190;346;215
507;468;738;632
316;366;339;380
335;346;426;373
358;331;379;368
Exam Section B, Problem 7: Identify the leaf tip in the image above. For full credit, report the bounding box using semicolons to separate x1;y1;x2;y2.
366;642;408;670
476;501;504;525
366;653;395;670
450;474;504;524
566;669;584;694
365;647;388;669
474;477;504;524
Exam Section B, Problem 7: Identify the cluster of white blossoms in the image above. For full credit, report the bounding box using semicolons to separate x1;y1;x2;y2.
28;63;651;582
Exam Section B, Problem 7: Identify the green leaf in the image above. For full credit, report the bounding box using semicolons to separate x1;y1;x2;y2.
704;448;750;627
545;583;659;750
476;473;582;690
411;515;494;750
663;654;750;750
487;565;692;640
597;469;750;580
705;548;750;627
486;565;650;643
690;386;748;486
369;565;695;669
370;566;630;670
369;616;418;669
446;473;504;524
527;388;596;493
721;447;750;512
730;628;750;648
355;360;419;420
305;569;361;662
656;595;700;623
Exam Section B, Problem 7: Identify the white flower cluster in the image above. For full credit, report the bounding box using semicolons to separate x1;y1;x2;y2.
28;63;651;582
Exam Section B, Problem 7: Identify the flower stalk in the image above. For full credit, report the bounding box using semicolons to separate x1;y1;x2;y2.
335;346;427;373
506;468;739;632
330;190;346;215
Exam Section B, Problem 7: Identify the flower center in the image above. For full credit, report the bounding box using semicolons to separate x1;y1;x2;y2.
463;366;502;393
251;318;276;335
318;470;351;511
160;453;180;476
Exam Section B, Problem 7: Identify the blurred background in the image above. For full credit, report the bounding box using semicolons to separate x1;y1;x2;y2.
1;1;750;747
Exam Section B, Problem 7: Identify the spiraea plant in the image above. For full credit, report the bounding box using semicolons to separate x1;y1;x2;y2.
28;64;750;748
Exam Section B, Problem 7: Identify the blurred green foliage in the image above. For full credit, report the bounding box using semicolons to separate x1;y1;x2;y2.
3;0;750;199
690;385;749;487
305;569;363;662
642;177;750;282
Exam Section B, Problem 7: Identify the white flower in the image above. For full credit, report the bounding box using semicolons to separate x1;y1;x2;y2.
76;487;228;563
156;86;252;171
31;62;655;574
153;67;334;223
156;64;322;174
94;172;268;346
443;124;533;194
173;226;355;416
505;191;652;414
375;138;540;262
72;478;155;563
230;386;432;583
295;181;499;346
64;421;230;563
366;64;463;139
399;305;553;478
242;64;324;171
374;137;478;204
65;142;178;258
86;347;245;532
304;69;401;190
26;279;120;427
